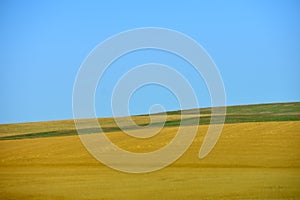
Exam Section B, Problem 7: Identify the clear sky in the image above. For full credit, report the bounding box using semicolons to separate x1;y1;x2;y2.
1;0;300;124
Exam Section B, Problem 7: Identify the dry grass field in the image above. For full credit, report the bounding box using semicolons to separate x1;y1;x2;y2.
1;103;300;199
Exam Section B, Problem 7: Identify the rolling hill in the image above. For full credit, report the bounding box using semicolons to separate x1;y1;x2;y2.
0;102;300;199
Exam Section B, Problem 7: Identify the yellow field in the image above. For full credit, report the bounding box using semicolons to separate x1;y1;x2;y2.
1;121;300;199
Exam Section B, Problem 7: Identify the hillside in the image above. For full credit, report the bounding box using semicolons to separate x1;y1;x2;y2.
0;102;300;199
1;102;299;140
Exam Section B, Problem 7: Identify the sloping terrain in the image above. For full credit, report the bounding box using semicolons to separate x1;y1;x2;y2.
0;102;300;199
1;102;299;140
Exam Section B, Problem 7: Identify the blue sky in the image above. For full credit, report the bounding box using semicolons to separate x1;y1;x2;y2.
1;0;300;124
